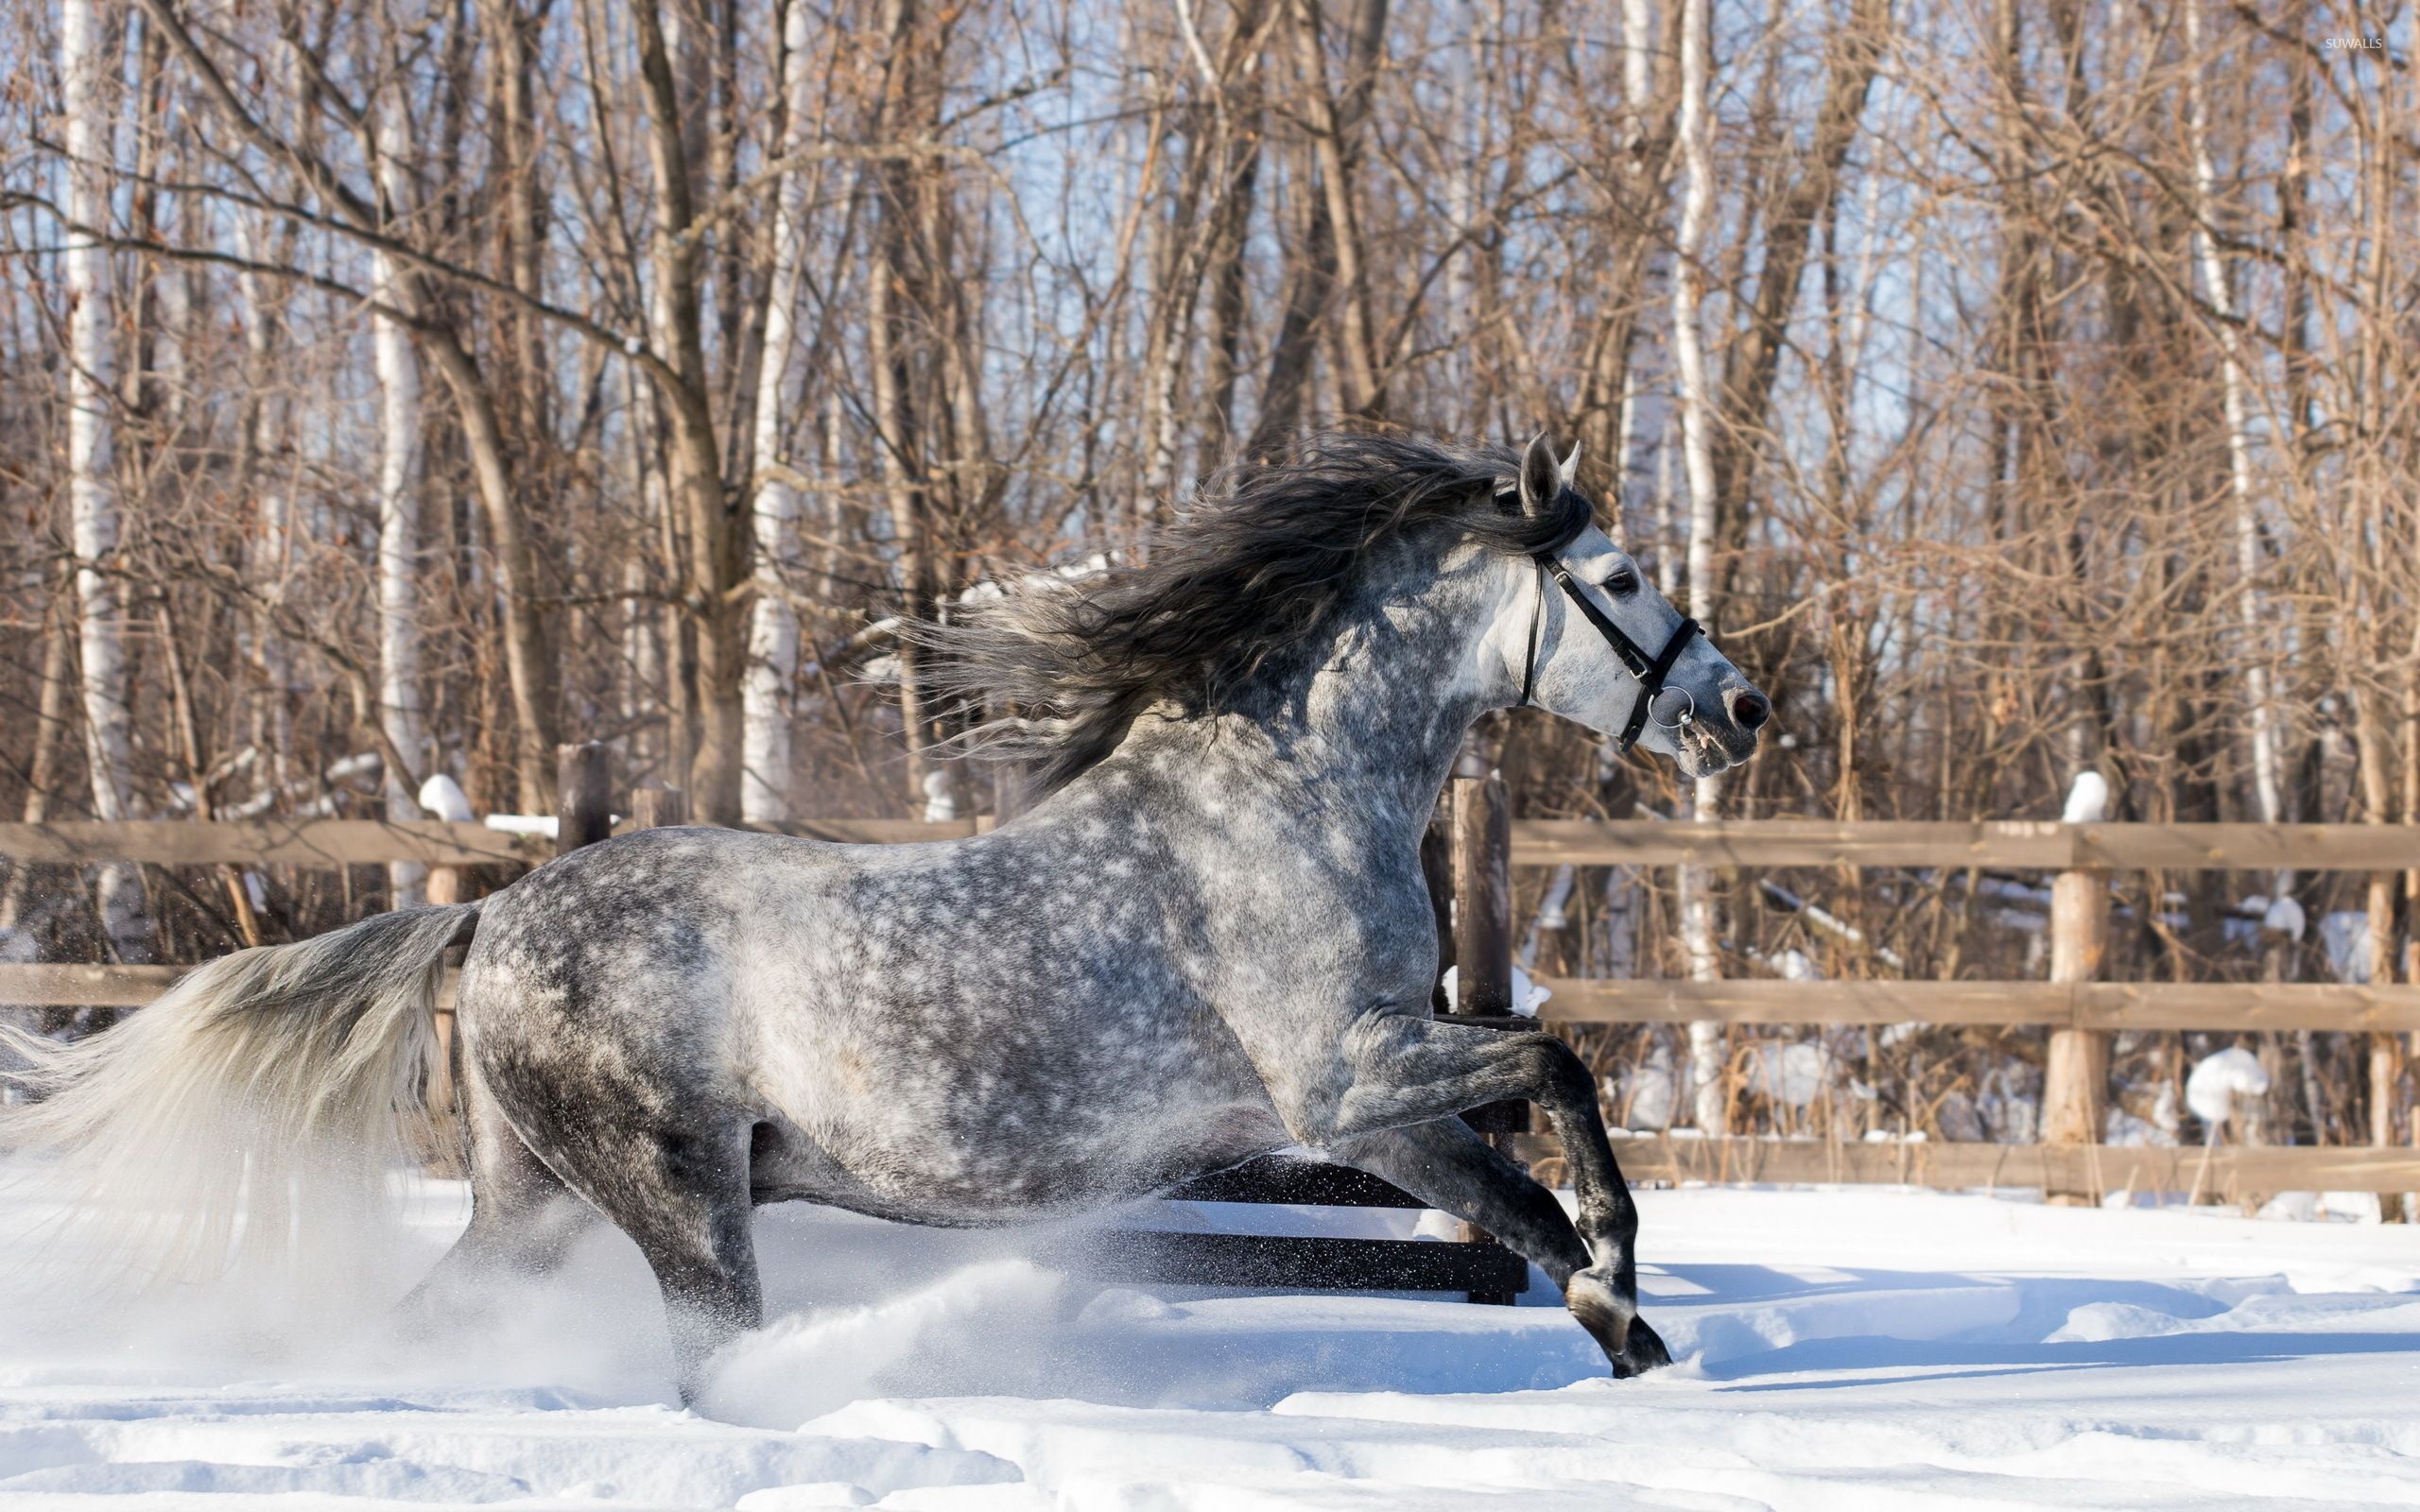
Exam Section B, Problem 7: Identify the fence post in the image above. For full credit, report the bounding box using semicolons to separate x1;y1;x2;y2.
2042;864;2111;1204
1447;770;1523;1302
1421;803;1455;1014
631;786;688;830
556;743;613;856
1450;773;1512;1018
2370;871;2405;1219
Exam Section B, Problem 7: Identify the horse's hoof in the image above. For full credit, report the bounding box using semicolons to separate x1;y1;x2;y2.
1566;1268;1670;1379
1614;1315;1673;1378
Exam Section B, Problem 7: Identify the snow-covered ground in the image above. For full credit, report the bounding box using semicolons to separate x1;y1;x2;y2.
2;1169;2417;1509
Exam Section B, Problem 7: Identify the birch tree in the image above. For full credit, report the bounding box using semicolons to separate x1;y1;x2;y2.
371;49;426;906
2183;0;2282;840
743;0;817;824
1669;0;1722;1131
61;0;152;964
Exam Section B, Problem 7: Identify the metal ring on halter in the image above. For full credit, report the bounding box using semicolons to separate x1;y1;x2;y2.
1648;686;1697;730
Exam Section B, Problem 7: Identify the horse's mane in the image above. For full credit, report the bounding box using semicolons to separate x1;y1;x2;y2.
907;432;1595;796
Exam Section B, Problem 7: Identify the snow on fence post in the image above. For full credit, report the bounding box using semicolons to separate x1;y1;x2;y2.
2041;864;2112;1204
556;744;613;857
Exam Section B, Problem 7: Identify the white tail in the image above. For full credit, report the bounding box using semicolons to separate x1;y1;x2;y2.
0;902;478;1290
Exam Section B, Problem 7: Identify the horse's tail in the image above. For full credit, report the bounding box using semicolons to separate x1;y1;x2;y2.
0;902;479;1290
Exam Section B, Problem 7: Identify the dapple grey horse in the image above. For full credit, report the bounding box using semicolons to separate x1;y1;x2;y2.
5;433;1767;1399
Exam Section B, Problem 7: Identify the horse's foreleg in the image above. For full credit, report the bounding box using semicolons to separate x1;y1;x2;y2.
1304;1016;1669;1377
1330;1118;1588;1282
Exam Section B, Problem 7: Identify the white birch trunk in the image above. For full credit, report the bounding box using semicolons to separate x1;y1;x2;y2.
372;94;426;906
1621;0;1654;147
742;0;814;824
1654;423;1679;598
2184;0;2285;858
1670;0;1724;1130
1612;365;1638;541
62;0;151;964
233;213;297;797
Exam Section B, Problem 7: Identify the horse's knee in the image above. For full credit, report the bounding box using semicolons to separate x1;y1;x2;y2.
1512;1033;1598;1110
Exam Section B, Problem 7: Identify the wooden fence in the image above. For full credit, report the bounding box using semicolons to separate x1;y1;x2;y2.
7;792;2419;1199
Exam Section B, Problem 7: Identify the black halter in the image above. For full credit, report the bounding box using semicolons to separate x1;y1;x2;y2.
1518;553;1703;752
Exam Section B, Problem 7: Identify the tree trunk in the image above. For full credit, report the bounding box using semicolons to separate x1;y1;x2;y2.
1245;125;1335;456
2184;0;2284;852
742;0;815;824
1288;0;1386;419
372;77;428;906
868;0;934;803
62;0;153;965
1671;0;1720;1131
634;0;745;822
0;591;75;933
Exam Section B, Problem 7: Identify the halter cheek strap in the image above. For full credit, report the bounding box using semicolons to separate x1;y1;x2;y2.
1518;552;1704;753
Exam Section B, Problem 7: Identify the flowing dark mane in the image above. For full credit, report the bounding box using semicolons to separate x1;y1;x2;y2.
908;432;1595;795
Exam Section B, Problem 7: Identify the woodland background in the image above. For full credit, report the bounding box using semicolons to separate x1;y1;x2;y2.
4;0;2416;1149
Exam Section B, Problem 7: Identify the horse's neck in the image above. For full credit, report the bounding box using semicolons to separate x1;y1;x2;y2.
1200;551;1500;850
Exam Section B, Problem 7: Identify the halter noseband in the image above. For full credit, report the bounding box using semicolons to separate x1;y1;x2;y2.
1517;553;1703;752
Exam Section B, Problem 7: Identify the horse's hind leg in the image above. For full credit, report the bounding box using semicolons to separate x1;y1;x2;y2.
398;1069;600;1332
606;1128;763;1401
515;1112;764;1402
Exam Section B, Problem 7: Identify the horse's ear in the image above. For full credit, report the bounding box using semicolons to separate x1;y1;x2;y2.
1517;432;1562;516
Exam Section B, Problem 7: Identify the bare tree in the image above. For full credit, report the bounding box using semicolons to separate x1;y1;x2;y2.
61;0;152;965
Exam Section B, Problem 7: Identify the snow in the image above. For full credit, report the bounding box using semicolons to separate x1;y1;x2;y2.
2260;894;2308;943
2187;1047;2272;1128
2323;910;2373;984
2061;769;2109;823
1437;963;1549;1017
482;814;561;839
418;775;475;824
1745;1040;1831;1107
1608;1048;1676;1128
4;1171;2419;1508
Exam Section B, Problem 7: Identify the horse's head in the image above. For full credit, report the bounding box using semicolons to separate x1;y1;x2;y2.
1489;433;1768;779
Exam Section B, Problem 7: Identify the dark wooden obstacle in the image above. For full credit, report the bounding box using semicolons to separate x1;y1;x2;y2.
597;747;1532;1305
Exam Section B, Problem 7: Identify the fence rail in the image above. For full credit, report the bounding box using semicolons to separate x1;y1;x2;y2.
0;817;992;868
1510;818;2420;870
1537;978;2420;1032
6;816;2416;872
8;813;2415;1203
1512;1134;2420;1192
14;965;2416;1035
0;820;546;868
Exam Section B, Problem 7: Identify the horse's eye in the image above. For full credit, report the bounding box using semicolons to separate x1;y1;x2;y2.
1605;568;1641;597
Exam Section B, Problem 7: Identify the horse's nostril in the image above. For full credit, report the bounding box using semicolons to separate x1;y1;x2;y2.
1730;690;1771;731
